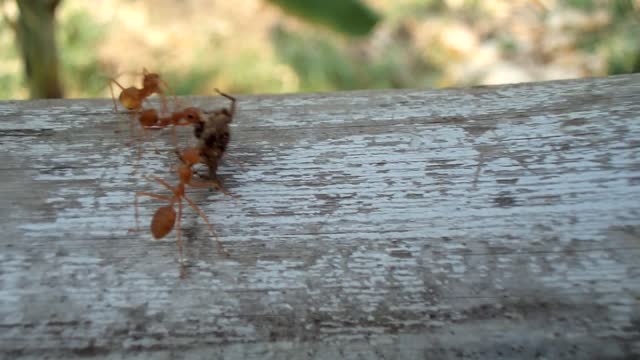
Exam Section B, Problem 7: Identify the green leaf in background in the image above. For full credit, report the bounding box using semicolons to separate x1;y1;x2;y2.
270;25;438;92
266;0;379;36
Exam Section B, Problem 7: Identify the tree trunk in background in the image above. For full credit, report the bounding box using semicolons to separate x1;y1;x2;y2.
16;0;63;98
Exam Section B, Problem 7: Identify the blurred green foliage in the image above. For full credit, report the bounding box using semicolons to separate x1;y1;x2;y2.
153;0;384;96
162;49;301;96
58;8;107;96
163;66;219;97
0;14;22;98
271;25;437;92
266;0;379;37
0;0;638;99
569;0;640;74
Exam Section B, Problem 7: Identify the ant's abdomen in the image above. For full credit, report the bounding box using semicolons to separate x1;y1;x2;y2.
151;206;176;239
119;87;144;110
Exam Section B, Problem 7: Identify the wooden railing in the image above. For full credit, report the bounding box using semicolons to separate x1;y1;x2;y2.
1;74;639;358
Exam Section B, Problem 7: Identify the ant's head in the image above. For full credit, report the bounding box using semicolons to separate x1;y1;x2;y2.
182;107;202;124
143;72;161;89
138;109;158;127
179;147;201;166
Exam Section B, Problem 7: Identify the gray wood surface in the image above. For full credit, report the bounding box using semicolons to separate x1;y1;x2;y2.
1;75;639;359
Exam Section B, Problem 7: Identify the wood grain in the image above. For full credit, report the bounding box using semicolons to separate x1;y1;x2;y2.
0;75;639;359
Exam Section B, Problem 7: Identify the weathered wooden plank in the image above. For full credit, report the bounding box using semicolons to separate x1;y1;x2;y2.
0;75;639;358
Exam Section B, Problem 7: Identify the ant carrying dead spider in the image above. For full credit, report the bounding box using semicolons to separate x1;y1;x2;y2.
136;98;239;197
135;147;230;276
192;89;237;196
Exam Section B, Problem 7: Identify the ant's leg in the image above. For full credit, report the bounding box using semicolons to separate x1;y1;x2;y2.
141;97;156;112
132;192;140;232
131;122;146;163
184;195;230;256
139;127;161;155
145;176;175;193
176;199;185;275
179;263;187;279
158;93;169;115
192;163;235;197
209;165;235;197
144;125;174;148
214;88;236;117
174;148;184;163
124;110;141;146
108;81;118;112
159;79;179;114
108;78;127;112
170;125;178;150
135;118;143;161
136;192;171;201
188;179;237;198
124;111;144;162
210;178;235;198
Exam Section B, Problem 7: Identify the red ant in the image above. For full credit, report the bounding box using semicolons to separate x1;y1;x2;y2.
135;147;230;275
109;68;176;155
108;68;173;113
137;106;203;129
133;105;205;155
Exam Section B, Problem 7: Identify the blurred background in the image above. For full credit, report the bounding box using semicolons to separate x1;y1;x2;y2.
0;0;638;99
